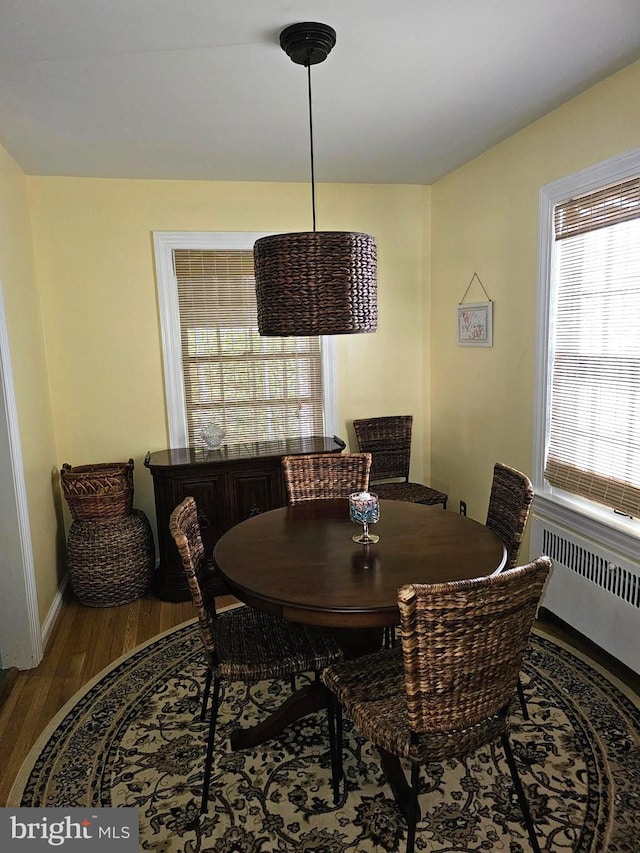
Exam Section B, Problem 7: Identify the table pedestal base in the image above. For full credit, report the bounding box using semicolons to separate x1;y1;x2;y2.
229;681;327;752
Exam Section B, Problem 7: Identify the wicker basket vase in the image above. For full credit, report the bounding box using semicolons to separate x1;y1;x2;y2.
62;459;155;607
66;510;155;607
61;459;134;521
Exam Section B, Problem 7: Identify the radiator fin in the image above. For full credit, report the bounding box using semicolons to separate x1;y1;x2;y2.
542;528;640;609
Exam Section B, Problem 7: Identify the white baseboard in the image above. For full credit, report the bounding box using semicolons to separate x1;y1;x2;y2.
41;574;69;654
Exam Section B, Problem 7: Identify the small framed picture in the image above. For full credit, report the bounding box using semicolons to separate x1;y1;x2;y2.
457;301;493;347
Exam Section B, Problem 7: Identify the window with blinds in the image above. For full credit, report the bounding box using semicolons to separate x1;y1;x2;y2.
544;174;640;518
172;246;325;448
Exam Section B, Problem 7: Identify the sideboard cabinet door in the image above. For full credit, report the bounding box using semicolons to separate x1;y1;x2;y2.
226;467;285;523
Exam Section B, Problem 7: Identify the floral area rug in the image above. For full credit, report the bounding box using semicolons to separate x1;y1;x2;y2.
9;619;640;852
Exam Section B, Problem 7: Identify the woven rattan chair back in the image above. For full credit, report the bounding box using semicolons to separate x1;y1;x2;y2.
398;557;551;734
352;415;412;481
169;497;217;662
282;452;372;504
352;415;448;513
485;462;535;569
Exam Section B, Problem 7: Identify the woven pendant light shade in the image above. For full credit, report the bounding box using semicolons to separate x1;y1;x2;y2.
254;231;377;336
255;22;378;337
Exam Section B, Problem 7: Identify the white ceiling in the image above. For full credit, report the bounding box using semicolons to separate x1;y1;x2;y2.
1;0;639;185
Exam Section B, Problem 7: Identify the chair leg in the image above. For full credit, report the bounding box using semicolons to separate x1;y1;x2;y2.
326;692;341;804
336;700;343;780
384;626;398;648
501;732;541;853
336;702;344;782
200;666;213;722
516;677;530;721
384;626;397;648
405;761;420;853
201;676;221;814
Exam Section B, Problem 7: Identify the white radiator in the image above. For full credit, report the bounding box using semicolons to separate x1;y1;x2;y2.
531;514;640;675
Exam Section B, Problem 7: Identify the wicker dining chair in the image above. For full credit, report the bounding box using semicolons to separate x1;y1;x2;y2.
486;462;536;718
323;556;552;853
353;416;447;649
282;452;372;504
352;415;448;508
169;496;343;814
486;462;535;570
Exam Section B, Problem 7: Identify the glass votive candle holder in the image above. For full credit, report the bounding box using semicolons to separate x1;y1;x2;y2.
349;491;380;544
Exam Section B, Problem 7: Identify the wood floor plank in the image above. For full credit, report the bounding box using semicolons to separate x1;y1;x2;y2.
121;598;143;654
51;604;90;710
0;674;31;792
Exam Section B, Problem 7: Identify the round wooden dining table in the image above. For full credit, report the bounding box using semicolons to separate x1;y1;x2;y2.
213;498;506;631
213;498;506;819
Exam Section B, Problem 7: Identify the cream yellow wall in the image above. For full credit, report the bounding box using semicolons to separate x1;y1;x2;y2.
430;60;640;529
334;183;432;471
0;146;59;625
26;179;430;550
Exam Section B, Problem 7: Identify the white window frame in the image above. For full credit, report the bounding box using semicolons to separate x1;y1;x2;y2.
153;231;338;448
533;147;640;561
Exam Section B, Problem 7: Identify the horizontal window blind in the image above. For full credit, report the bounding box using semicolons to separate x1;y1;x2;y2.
174;249;324;448
545;178;640;518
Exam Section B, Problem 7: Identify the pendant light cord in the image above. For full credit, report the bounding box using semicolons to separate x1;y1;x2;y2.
307;60;317;232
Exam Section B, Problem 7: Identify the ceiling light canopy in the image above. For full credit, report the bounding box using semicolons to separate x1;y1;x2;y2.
254;22;378;337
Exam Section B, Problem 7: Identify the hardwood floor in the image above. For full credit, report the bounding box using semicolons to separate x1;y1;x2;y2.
0;589;235;806
0;594;637;808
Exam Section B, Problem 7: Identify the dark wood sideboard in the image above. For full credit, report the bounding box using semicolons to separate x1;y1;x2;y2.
145;435;346;601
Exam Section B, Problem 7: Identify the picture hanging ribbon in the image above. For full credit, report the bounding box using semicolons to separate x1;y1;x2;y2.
458;272;492;304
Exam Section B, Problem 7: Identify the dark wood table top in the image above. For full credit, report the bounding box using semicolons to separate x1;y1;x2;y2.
213;499;506;629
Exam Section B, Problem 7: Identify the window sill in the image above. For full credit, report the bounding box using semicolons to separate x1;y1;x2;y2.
533;487;640;563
